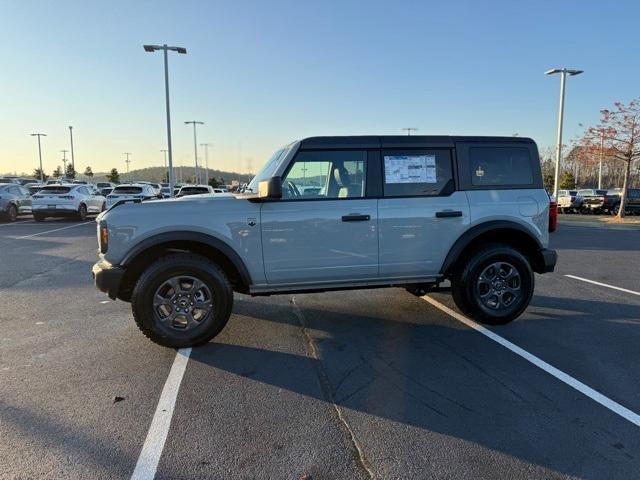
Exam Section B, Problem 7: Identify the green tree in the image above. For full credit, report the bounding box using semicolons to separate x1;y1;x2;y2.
33;168;48;182
52;165;63;178
65;163;77;179
559;171;576;189
543;173;554;192
84;166;94;178
208;177;224;188
106;168;120;183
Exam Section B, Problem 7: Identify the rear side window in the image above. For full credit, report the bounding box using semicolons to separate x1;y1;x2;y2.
469;147;533;186
382;150;453;197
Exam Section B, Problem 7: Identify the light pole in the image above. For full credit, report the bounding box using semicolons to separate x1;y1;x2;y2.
144;44;187;197
185;121;204;183
124;152;131;182
545;68;583;198
30;133;47;183
161;149;168;183
68;126;75;170
61;150;68;178
402;127;418;136
200;143;211;185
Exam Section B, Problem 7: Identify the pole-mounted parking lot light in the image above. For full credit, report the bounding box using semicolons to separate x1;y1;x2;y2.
545;67;583;199
143;43;187;197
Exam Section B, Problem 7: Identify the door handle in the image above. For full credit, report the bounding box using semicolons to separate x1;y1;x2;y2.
342;214;370;222
435;210;463;218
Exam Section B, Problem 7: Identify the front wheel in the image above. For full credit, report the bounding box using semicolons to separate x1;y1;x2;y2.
131;253;233;347
451;244;534;325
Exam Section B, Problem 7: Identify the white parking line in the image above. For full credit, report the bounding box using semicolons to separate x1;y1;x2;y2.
565;274;640;297
0;220;34;227
422;296;640;428
131;348;192;480
14;222;92;239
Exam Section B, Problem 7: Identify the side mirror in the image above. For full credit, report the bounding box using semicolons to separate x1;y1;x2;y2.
259;176;282;199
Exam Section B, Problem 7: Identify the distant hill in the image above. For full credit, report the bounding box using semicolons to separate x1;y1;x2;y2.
92;166;254;184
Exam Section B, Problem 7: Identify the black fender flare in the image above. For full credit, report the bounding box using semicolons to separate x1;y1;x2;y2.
120;231;252;287
440;220;543;275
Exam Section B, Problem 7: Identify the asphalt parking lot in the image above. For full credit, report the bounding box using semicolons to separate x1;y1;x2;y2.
1;217;639;479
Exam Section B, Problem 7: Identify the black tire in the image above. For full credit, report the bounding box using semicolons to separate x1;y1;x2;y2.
33;213;46;222
131;253;233;348
451;244;534;325
612;205;620;216
7;204;18;222
77;203;87;221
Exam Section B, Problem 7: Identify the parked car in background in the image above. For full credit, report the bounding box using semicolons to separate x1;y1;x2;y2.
96;182;115;190
557;189;583;213
105;184;161;209
24;183;44;195
607;188;640;215
100;187;114;197
0;177;21;185
176;185;215;197
0;183;32;221
31;184;105;221
577;189;615;214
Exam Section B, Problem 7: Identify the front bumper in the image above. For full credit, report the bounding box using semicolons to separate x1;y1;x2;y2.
92;261;125;299
539;248;557;273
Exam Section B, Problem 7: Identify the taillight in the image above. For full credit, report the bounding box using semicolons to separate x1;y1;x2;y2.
99;221;109;253
549;200;558;233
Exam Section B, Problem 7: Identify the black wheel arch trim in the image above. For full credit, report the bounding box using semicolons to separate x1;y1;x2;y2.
440;220;545;275
119;231;252;288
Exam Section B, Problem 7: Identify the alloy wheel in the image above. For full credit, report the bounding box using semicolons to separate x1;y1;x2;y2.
153;275;213;331
475;262;522;311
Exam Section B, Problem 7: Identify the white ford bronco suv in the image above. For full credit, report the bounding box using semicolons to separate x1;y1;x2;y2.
93;136;557;347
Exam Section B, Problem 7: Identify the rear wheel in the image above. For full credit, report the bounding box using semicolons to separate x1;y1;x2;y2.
131;253;233;348
6;204;18;222
451;244;534;325
77;203;87;221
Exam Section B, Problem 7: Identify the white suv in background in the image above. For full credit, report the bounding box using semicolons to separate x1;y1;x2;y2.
105;184;161;209
32;184;106;221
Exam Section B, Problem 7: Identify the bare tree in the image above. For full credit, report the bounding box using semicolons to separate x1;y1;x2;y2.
578;99;640;218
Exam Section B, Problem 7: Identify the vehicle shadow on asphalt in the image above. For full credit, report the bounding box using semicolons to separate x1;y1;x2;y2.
187;293;639;479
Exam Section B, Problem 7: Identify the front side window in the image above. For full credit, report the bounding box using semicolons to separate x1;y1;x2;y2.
281;150;366;199
383;150;453;197
470;147;533;186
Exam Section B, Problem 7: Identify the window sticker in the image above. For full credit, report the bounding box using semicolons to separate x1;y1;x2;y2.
384;155;436;184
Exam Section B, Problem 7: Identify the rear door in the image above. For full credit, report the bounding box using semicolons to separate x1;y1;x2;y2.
378;148;470;277
261;149;378;284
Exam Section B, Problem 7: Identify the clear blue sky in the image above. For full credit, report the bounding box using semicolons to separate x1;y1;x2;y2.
1;0;638;176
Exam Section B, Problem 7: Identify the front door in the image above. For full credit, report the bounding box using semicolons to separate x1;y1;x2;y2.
261;149;378;285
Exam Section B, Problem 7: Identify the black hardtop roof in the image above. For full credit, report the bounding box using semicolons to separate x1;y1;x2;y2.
299;135;535;149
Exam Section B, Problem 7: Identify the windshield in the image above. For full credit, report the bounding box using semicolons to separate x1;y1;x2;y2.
113;186;143;195
246;146;290;193
180;187;208;194
40;186;71;194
